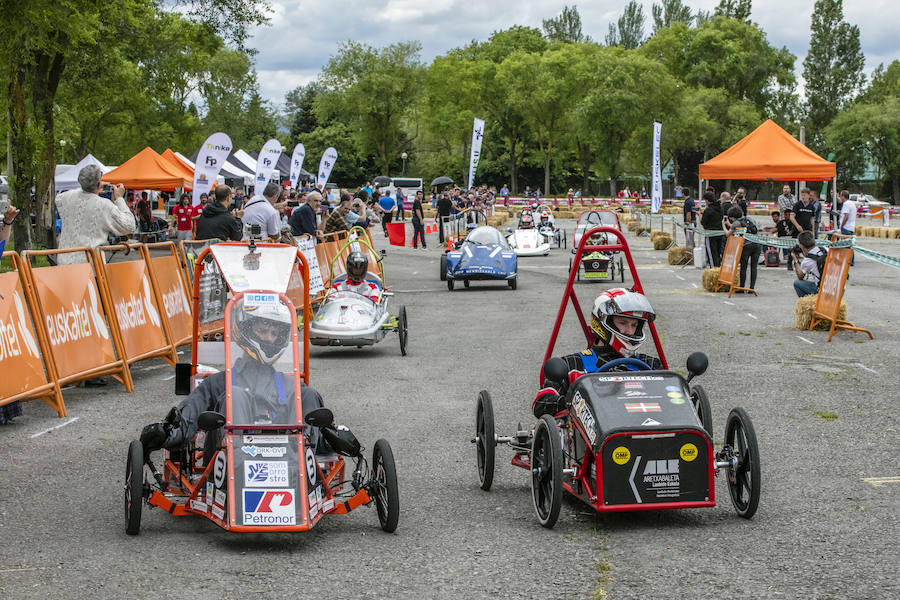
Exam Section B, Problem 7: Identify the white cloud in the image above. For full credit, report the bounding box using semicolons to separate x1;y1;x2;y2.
246;0;900;104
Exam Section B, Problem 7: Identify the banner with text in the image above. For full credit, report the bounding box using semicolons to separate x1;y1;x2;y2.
0;271;50;399
290;143;306;190
468;118;485;190
651;121;662;214
255;139;283;192
317;147;338;189
192;132;233;207
104;259;169;361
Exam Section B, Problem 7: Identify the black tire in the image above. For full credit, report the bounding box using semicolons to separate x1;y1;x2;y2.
463;279;470;288
691;385;713;438
577;264;581;282
125;439;144;535
372;439;400;533
508;276;517;290
568;257;573;273
475;391;496;491
398;305;408;356
724;407;761;519
440;254;447;281
531;415;563;528
447;278;454;291
619;257;625;283
562;230;567;249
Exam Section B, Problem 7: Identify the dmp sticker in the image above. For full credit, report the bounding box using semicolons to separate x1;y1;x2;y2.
612;446;631;465
680;443;699;462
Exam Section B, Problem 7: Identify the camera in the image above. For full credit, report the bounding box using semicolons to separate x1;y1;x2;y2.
247;223;262;239
791;244;802;256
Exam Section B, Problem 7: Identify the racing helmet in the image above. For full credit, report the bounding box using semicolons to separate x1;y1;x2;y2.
590;289;656;356
520;213;533;228
540;211;550;224
233;301;292;365
589;230;608;245
346;251;368;283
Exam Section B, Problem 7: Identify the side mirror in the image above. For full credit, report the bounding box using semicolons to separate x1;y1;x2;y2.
686;352;708;382
544;357;569;387
197;411;226;432
304;407;334;428
321;427;361;457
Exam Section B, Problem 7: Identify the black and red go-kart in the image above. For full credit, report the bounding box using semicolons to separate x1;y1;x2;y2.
123;241;399;536
472;226;760;528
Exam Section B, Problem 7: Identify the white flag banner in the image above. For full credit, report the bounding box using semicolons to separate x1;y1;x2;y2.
651;121;663;214
317;147;338;189
289;143;306;190
255;138;283;192
297;236;325;294
468;118;485;190
192;133;233;206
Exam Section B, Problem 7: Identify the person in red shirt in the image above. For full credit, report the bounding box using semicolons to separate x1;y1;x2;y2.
331;251;380;302
171;193;200;241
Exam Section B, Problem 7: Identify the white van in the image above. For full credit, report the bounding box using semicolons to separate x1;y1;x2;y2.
382;177;423;210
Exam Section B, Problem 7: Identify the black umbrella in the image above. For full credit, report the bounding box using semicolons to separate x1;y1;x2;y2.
373;175;392;186
430;176;454;187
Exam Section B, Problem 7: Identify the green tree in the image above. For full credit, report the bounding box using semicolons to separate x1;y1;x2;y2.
802;0;865;151
652;0;694;33
714;0;752;20
284;82;324;139
316;40;425;176
606;1;646;49
542;5;588;43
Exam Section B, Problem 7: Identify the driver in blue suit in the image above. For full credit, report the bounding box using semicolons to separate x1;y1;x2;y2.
532;288;662;417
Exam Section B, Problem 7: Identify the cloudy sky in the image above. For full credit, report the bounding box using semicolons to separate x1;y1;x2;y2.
245;0;897;107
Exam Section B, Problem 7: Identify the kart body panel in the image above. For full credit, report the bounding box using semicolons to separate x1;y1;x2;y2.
446;226;517;281
507;228;551;256
310;291;391;347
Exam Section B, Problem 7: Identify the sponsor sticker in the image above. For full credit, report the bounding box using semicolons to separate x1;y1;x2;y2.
597;376;664;382
245;461;290;487
640;418;662;426
215;489;226;507
665;386;681;392
243;489;296;526
211;504;225;520
305;447;317;486
241;445;288;458
572;391;598;445
242;435;289;445
624;381;643;389
190;499;207;512
641;458;680;497
680;443;698;462
213;451;227;488
612;446;631;465
206;482;214;502
667;392;683;399
244;293;278;308
625;402;661;413
669;396;685;405
624;390;647;397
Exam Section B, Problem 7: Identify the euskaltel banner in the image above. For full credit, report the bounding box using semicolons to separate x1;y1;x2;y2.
0;271;50;399
103;259;169;360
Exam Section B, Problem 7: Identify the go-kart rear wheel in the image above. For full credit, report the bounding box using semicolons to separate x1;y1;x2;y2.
447;278;454;291
508;276;517;290
439;254;447;281
398;305;408;356
463;280;470;288
691;384;713;438
124;439;144;536
563;230;567;249
619;257;625;282
531;415;562;528
724;407;761;519
475;391;496;491
372;439;400;533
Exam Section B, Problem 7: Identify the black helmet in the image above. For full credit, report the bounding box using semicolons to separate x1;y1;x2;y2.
346;251;368;282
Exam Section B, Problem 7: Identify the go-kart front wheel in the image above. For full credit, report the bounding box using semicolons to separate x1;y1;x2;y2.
447;279;454;291
618;257;625;283
691;384;713;438
475;391;496;491
124;439;144;535
463;280;470;288
508;276;517;290
440;254;447;281
398;305;408;356
724;407;761;519
372;439;400;533
531;415;562;528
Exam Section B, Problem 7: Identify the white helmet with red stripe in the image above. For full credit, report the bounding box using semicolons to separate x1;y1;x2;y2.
590;288;655;355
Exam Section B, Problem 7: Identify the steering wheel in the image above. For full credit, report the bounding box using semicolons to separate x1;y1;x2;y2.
596;357;652;372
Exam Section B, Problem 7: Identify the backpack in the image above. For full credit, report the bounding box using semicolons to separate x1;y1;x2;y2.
739;217;758;235
812;247;828;282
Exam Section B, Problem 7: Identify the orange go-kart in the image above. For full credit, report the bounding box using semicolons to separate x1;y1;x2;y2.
124;240;399;535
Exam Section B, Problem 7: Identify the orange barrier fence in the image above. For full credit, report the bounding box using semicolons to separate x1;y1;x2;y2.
812;247;874;341
716;236;758;297
20;247;134;394
144;241;193;347
0;251;66;416
96;244;179;367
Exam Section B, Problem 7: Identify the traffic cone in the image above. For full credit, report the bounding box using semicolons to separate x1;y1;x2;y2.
446;235;455;251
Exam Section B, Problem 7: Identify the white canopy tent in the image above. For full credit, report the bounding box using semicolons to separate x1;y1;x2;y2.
55;154;115;192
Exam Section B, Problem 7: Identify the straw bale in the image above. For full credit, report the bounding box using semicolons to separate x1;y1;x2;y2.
794;294;848;331
668;246;692;265
649;229;664;241
701;267;738;292
635;226;650;236
653;234;673;250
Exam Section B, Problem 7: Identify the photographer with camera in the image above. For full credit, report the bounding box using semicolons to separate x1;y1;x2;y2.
55;165;135;265
791;231;828;297
723;206;761;292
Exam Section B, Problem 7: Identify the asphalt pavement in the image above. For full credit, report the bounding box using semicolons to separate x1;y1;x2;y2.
0;218;897;599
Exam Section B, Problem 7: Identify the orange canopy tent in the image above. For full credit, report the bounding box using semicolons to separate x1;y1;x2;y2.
102;147;193;190
161;148;195;183
699;119;836;181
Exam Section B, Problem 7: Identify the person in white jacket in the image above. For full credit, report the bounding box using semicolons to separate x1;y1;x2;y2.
55;165;135;265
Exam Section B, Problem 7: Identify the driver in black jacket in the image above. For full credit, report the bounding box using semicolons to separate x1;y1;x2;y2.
141;301;328;451
532;288;661;417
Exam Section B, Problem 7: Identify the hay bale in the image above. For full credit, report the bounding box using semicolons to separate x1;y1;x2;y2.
668;246;692;265
880;227;892;238
627;221;641;232
649;229;663;241
892;227;900;239
794;294;848;331
635;226;651;236
701;267;739;292
653;234;673;249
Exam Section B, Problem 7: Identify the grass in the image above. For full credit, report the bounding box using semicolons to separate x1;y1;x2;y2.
813;410;839;421
1;239;53;272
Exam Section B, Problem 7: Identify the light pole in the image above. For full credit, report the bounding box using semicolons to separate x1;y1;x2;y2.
59;139;67;164
401;152;408;177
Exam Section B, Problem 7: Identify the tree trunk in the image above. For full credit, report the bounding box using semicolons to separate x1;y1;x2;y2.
543;139;552;198
31;50;66;250
7;63;34;250
892;173;900;205
608;178;617;198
